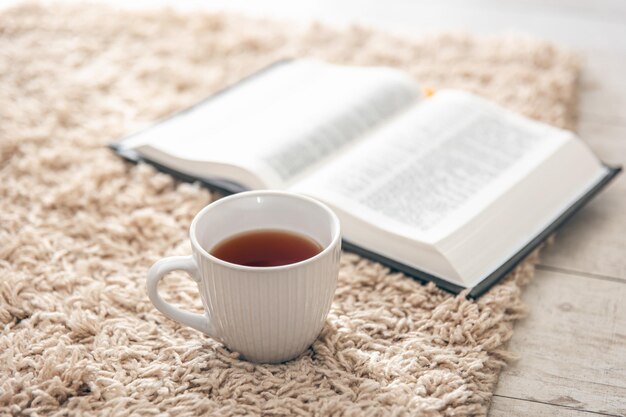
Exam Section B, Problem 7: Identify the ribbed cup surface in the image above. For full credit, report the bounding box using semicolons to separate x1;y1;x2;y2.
195;243;340;363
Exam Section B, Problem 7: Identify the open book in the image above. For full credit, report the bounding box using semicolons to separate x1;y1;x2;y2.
112;60;620;297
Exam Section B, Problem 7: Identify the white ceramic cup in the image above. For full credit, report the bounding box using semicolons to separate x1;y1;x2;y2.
146;190;341;363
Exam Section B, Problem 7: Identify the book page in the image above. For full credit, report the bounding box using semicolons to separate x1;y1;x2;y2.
123;60;420;188
292;90;571;243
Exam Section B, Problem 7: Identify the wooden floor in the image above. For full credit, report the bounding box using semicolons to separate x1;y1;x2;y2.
7;0;624;415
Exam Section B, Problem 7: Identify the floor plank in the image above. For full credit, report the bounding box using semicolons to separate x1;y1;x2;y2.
477;0;626;23
579;120;626;168
579;55;626;125
538;121;626;281
493;268;626;416
538;186;626;282
490;395;621;417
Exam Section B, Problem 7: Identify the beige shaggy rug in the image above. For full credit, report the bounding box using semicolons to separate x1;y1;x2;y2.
0;4;579;417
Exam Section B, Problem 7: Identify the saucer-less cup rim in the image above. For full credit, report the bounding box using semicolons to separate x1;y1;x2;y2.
190;190;341;271
146;190;341;362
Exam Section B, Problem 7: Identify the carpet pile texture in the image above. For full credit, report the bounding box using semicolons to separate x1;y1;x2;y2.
0;4;580;416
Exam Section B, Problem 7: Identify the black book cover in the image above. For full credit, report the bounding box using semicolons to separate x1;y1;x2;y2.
109;61;622;298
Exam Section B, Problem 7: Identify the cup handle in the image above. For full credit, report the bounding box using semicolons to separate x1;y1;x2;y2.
146;255;212;335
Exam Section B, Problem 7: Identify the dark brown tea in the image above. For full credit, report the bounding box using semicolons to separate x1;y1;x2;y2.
210;229;323;267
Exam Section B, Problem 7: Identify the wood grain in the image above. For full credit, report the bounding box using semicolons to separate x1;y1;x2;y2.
494;268;626;416
490;395;621;417
538;121;626;281
579;54;626;124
